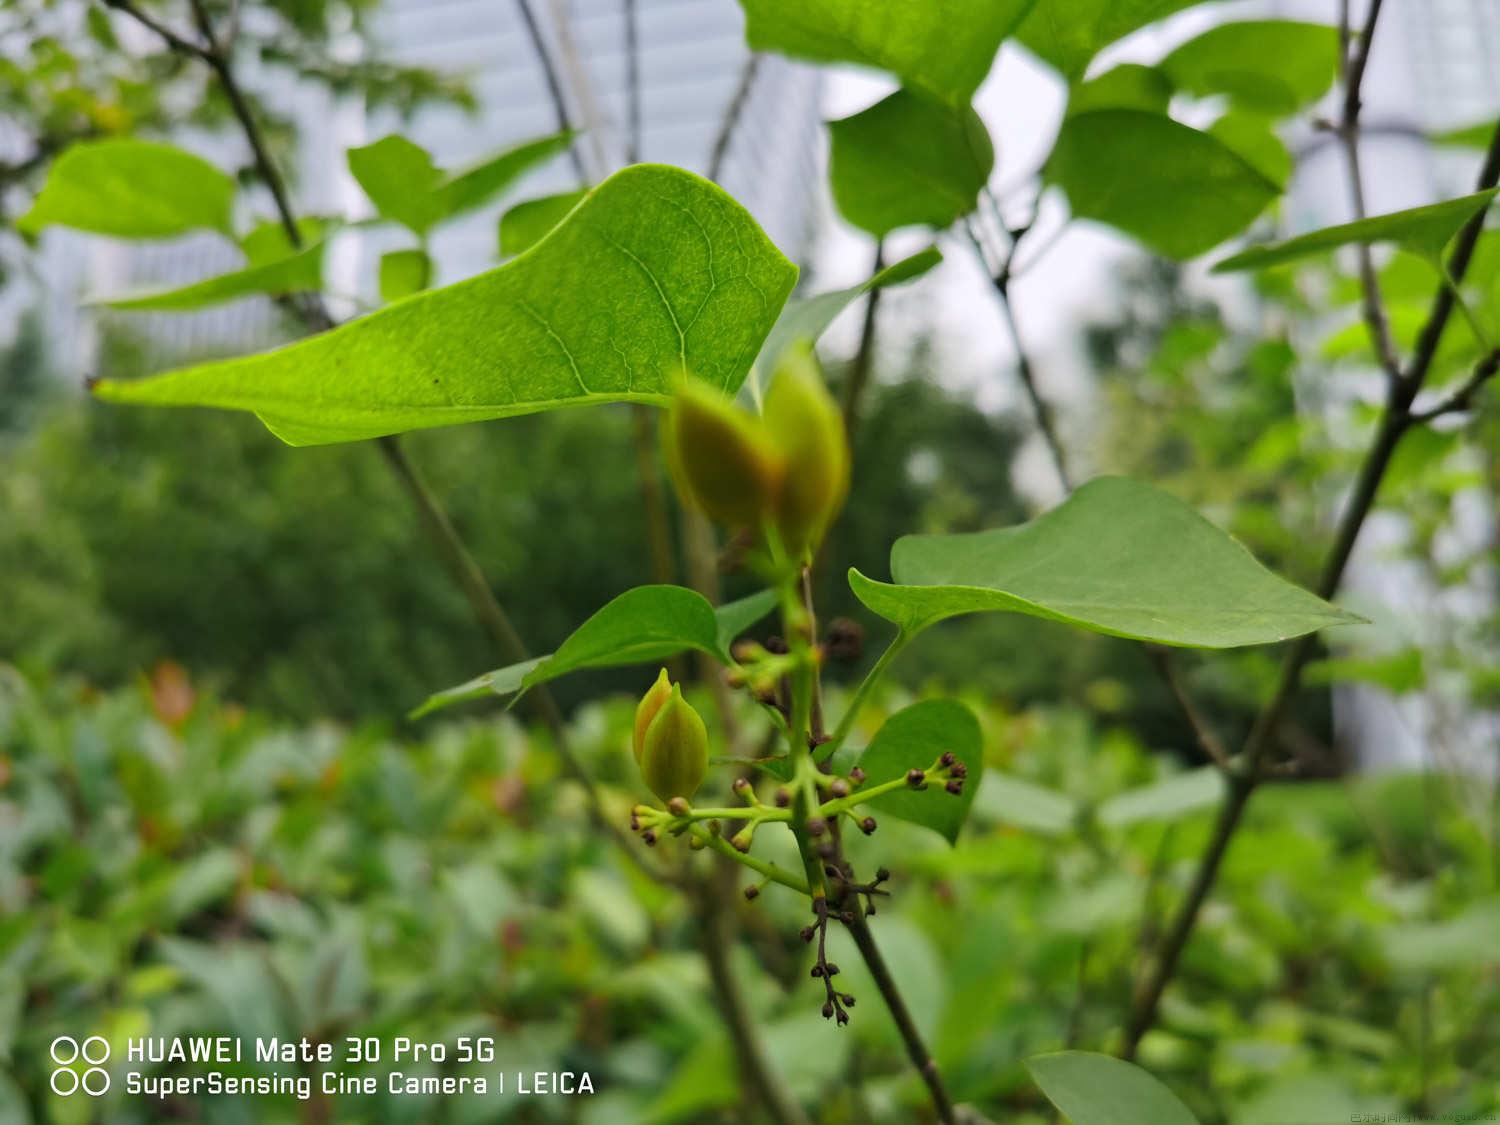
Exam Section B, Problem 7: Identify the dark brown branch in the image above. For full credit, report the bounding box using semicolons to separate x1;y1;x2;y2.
1410;348;1500;421
1122;109;1500;1060
102;0;213;61
840;239;885;436
1146;647;1233;772
707;54;761;183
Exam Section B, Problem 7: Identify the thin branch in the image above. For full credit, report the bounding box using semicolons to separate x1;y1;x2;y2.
1121;108;1500;1061
513;0;590;182
1146;648;1233;772
840;239;885;435
1409;347;1500;422
707;54;761;183
1335;0;1401;380
623;0;642;165
102;0;213;61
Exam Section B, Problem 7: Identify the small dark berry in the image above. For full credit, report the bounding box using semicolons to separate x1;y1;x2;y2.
806;816;827;837
906;769;926;788
946;779;964;795
822;1001;834;1019
860;816;877;835
842;994;856;1007
800;925;816;943
824;617;864;662
743;885;760;901
835;1009;849;1026
825;963;839;976
775;788;792;808
849;766;866;785
876;867;890;881
811;965;825;978
642;830;657;846
940;751;955;768
950;762;967;779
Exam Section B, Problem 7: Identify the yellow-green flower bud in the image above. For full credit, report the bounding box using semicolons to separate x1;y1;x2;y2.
665;380;784;529
633;667;673;764
639;683;709;802
764;343;850;555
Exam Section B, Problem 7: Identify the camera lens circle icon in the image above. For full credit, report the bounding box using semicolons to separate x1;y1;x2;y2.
50;1068;79;1097
49;1037;79;1066
81;1037;110;1065
82;1067;111;1096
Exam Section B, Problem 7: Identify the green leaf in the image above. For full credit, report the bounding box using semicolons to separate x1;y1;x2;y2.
739;0;1037;107
1212;189;1500;272
849;476;1363;647
854;699;982;845
1159;21;1339;115
1208;111;1292;189
749;246;941;399
1018;0;1206;82
438;131;573;218
1066;64;1172;117
411;588;775;718
347;135;445;235
971;772;1079;835
1027;1052;1199;1125
1381;898;1500;974
350;132;572;237
1433;120;1498;149
378;248;431;303
98;241;326;311
1097;766;1226;830
91;164;798;446
500;189;588;256
1304;648;1425;694
827;89;994;237
1046;110;1281;260
18;138;236;239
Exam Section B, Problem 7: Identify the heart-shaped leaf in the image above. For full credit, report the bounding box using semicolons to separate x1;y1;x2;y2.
850;476;1363;647
739;0;1035;107
1046;110;1281;260
854;699;982;845
828;89;994;237
1027;1052;1199;1125
1212;189;1500;272
19;138;236;239
91;164;798;445
412;588;776;718
1159;21;1339;115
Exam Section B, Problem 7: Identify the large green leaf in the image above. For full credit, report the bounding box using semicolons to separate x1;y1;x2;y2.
377;248;431;302
18;138;235;239
91;164;798;445
827;90;994;237
98;241;326;311
1097;766;1225;829
1046;109;1281;260
412;588;776;718
855;700;982;845
499;189;589;256
1066;64;1173;117
1018;0;1208;82
349;132;571;237
1212;189;1500;272
1027;1052;1199;1125
849;476;1362;647
1159;21;1339;114
739;0;1037;106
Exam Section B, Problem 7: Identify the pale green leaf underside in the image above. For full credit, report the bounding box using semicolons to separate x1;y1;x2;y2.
1212;189;1500;272
19;138;236;239
856;699;982;845
1097;766;1226;829
850;476;1362;647
1027;1052;1200;1125
500;189;589;256
90;164;798;446
1046;110;1281;260
739;0;1036;106
411;588;776;718
748;246;941;400
828;89;995;237
97;240;327;311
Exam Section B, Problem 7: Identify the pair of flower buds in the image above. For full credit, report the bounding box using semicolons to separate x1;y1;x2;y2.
633;668;707;801
665;343;850;559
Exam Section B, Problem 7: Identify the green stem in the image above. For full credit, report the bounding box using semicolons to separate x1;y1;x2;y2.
824;630;911;758
688;826;809;895
818;774;913;817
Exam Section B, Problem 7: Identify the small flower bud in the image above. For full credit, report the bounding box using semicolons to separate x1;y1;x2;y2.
817;841;836;859
824;963;839;977
743;884;760;901
829;778;850;798
632;668;674;764
639;683;709;802
949;762;968;779
849;767;865;786
946;779;964;795
732;777;751;795
774;788;791;808
822;1001;834;1019
825;617;864;662
665;380;784;529
939;751;955;768
642;830;657;846
731;831;752;853
806;816;827;838
860;816;877;835
800;925;816;943
875;867;890;882
667;796;689;815
906;769;926;788
688;835;705;850
763;343;849;556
